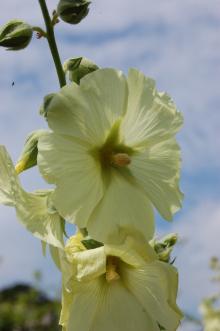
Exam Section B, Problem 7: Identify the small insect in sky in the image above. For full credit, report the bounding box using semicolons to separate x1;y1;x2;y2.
12;81;15;86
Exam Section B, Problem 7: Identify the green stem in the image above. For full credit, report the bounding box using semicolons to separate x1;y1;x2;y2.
38;0;66;87
32;26;47;38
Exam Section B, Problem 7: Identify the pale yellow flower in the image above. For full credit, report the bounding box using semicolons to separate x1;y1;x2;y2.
38;68;183;243
200;297;220;331
60;235;183;331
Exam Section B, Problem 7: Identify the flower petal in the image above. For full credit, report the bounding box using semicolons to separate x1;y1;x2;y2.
47;68;128;146
87;170;154;243
0;146;64;248
15;190;64;248
130;138;183;220
155;261;183;319
105;236;157;268
0;145;20;206
38;132;103;227
68;247;106;281
121;68;183;148
64;278;160;331
122;261;182;331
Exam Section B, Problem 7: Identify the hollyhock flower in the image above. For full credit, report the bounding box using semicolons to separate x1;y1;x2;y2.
0;145;64;248
200;298;220;331
38;68;183;243
59;234;183;331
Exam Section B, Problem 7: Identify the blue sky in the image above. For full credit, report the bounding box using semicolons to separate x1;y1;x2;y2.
0;1;220;329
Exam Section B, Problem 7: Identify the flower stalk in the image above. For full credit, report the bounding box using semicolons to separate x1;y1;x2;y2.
38;0;66;87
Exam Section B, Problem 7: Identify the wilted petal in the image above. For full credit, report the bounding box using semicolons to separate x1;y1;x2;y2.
0;145;20;206
16;190;64;248
0;146;64;248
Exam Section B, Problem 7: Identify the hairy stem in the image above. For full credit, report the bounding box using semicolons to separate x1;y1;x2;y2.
38;0;66;87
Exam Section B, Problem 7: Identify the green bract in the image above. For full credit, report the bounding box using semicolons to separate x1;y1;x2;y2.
0;19;33;51
60;235;183;331
57;0;91;25
38;68;183;243
63;57;99;84
0;146;64;248
39;93;56;119
16;130;48;174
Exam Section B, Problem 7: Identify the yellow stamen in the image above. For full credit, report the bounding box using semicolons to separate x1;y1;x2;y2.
106;256;120;282
111;153;131;167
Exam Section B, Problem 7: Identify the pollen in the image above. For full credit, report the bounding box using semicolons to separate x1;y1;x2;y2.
111;153;131;167
106;256;120;282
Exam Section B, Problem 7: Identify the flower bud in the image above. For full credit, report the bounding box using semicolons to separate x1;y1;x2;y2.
0;20;33;51
15;130;48;174
63;56;99;84
39;93;56;119
150;233;178;263
57;0;91;25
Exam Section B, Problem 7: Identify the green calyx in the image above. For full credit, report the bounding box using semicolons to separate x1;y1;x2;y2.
16;130;48;174
63;56;99;84
57;0;91;25
0;20;33;51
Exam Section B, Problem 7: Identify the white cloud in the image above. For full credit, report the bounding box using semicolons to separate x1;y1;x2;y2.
169;200;220;315
1;0;220;32
178;321;201;331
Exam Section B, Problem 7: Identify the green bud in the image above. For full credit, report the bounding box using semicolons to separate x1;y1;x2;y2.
63;56;99;84
39;93;56;119
161;233;178;247
15;130;48;174
150;233;178;263
0;19;33;51
57;0;91;25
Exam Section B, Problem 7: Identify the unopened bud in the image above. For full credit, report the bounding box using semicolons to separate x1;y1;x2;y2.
150;233;178;263
0;20;33;51
15;130;48;174
57;0;91;25
162;233;178;247
63;56;99;84
39;93;56;119
111;153;131;167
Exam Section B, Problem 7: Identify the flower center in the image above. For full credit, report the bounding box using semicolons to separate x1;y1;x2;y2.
110;152;131;167
106;256;120;282
91;121;134;170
